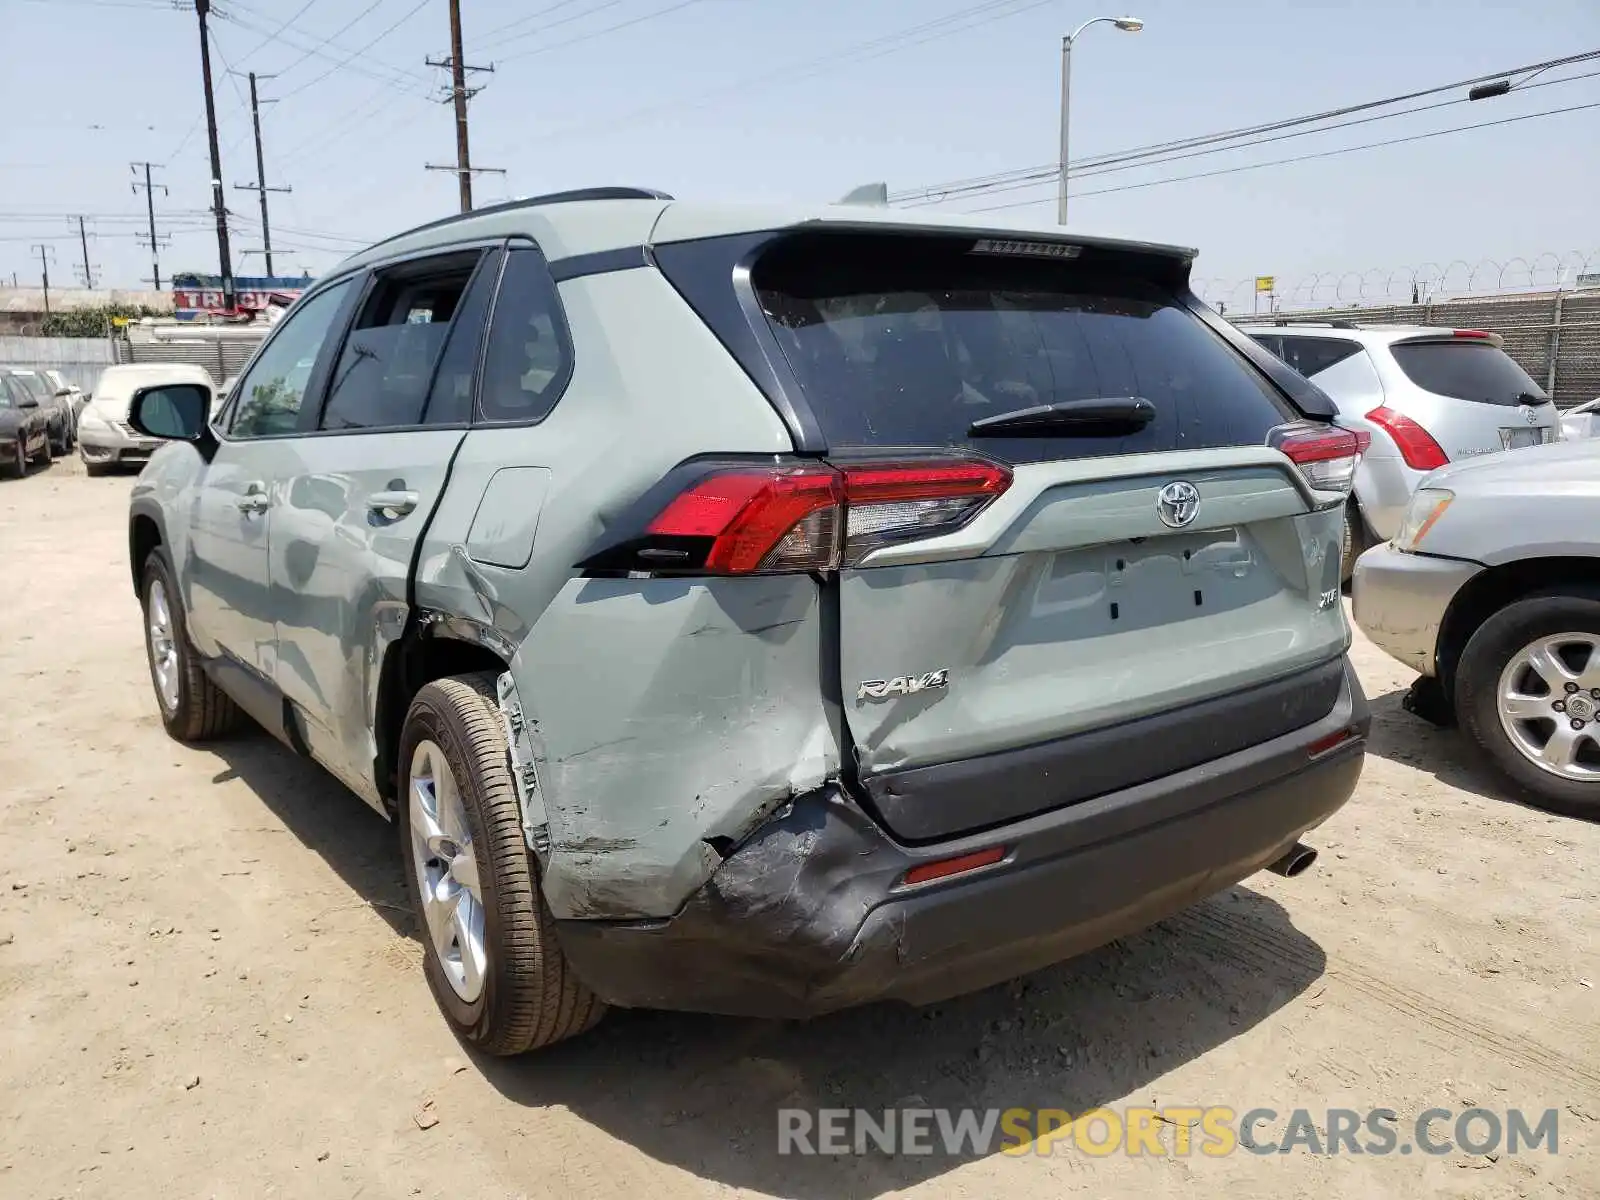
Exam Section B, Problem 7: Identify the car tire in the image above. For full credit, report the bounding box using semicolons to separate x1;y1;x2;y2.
83;457;112;477
31;433;52;466
1455;589;1600;819
140;549;245;742
398;672;605;1056
4;435;24;479
1340;500;1363;585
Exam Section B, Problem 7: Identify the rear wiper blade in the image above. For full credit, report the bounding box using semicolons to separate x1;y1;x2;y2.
1513;390;1551;406
969;396;1156;437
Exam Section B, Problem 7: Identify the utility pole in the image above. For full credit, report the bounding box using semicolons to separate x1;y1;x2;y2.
131;161;170;291
32;245;55;315
73;217;98;290
233;71;291;276
425;0;500;213
193;0;235;312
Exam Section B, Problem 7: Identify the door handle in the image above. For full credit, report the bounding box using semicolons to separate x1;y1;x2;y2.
236;486;269;515
367;490;419;519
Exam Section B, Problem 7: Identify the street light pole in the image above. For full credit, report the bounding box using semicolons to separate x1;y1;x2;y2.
1058;15;1144;226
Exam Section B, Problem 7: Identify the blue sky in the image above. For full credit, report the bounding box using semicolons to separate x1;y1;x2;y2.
2;0;1597;307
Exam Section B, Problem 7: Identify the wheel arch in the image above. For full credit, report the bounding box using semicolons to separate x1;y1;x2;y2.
372;612;514;814
1437;557;1600;691
128;501;168;596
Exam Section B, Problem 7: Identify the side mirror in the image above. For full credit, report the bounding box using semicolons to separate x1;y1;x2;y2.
16;395;39;409
128;383;212;442
54;386;73;398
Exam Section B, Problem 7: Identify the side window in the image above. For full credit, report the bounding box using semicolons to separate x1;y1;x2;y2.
1275;336;1361;380
229;281;352;439
420;249;502;426
478;247;573;424
320;251;482;432
1247;334;1282;359
0;377;17;408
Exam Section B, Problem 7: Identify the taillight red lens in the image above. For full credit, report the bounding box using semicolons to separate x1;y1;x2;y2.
647;466;842;574
639;457;1011;576
1365;406;1449;471
1452;329;1492;340
1269;421;1362;493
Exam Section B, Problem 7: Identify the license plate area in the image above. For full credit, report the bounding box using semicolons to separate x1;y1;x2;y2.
1499;427;1545;450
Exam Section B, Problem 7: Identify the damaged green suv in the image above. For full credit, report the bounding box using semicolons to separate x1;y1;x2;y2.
126;188;1369;1054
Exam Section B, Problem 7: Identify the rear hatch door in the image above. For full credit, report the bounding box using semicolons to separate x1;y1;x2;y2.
1385;333;1558;459
751;231;1351;841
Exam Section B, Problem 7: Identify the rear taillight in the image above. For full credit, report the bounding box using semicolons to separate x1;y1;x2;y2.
1452;329;1493;340
1269;421;1363;494
626;456;1012;576
1365;406;1450;471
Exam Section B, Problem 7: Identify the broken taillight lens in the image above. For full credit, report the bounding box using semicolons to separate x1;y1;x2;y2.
638;456;1011;575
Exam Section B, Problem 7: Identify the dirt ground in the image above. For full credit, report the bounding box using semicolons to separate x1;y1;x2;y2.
2;453;1596;1200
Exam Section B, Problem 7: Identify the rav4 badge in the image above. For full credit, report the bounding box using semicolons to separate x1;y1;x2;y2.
858;670;950;702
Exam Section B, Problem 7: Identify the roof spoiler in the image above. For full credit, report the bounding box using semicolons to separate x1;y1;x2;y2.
836;182;889;207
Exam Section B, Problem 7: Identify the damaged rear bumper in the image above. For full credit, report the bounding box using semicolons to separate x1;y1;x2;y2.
555;658;1369;1019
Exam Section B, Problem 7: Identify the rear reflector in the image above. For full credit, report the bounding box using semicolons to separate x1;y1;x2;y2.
1365;406;1450;471
902;845;1006;886
639;457;1011;575
1268;421;1363;494
1307;727;1357;757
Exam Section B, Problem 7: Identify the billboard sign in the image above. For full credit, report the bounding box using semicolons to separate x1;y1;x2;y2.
170;273;314;321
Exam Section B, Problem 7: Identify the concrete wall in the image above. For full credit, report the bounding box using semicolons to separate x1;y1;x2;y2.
0;336;117;392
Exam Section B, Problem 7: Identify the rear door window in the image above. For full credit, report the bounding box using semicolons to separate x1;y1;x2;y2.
1272;335;1362;380
1389;341;1546;406
751;233;1293;464
319;251;482;431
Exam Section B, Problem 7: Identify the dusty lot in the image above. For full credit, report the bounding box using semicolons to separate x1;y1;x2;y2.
1;454;1596;1199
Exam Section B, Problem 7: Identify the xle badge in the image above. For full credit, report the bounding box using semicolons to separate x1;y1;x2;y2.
858;670;950;702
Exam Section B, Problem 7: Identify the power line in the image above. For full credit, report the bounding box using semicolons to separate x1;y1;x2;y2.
231;0;318;66
483;0;629;53
216;2;430;96
496;0;710;64
967;100;1600;213
907;66;1600;208
469;0;613;46
891;47;1600;203
131;162;171;289
272;0;434;101
493;0;1062;150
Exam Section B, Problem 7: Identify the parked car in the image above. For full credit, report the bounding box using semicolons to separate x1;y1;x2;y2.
123;187;1370;1055
42;369;88;425
1561;397;1600;441
1354;438;1600;817
5;368;76;454
0;368;55;477
1241;324;1560;581
78;363;216;476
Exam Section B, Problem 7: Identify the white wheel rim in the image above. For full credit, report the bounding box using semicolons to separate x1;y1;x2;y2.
1496;632;1600;782
408;740;488;1002
146;579;181;716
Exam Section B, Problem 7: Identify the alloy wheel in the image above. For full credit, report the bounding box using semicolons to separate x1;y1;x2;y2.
408;740;488;1003
146;578;181;715
1496;632;1600;781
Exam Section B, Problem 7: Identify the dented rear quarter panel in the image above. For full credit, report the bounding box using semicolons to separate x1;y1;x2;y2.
414;264;840;920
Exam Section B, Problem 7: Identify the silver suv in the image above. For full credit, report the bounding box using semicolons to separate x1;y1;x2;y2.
124;188;1369;1055
1241;324;1559;579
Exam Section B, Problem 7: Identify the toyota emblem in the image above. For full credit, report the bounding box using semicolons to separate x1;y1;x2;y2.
1156;481;1201;528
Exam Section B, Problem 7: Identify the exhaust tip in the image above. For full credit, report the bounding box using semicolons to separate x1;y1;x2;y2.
1267;842;1318;878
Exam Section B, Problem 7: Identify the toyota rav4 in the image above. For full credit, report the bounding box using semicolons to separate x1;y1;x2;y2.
125;188;1369;1054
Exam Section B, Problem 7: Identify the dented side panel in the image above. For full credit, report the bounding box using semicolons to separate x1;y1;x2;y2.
510;575;840;919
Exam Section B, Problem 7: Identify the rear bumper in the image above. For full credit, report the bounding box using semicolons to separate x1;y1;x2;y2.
556;657;1368;1019
1352;544;1483;676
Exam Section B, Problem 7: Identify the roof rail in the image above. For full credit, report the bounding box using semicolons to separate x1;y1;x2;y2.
362;186;674;253
1269;318;1361;330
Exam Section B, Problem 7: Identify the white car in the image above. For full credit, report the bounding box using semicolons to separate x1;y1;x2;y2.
78;363;217;476
1561;398;1599;441
1241;323;1560;579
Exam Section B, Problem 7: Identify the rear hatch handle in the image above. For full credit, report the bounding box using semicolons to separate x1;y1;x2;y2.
968;396;1156;437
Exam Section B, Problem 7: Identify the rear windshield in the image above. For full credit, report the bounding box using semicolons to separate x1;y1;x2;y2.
1389;341;1546;406
751;233;1292;463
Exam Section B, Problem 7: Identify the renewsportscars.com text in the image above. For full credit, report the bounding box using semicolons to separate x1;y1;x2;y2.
776;1106;1560;1157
